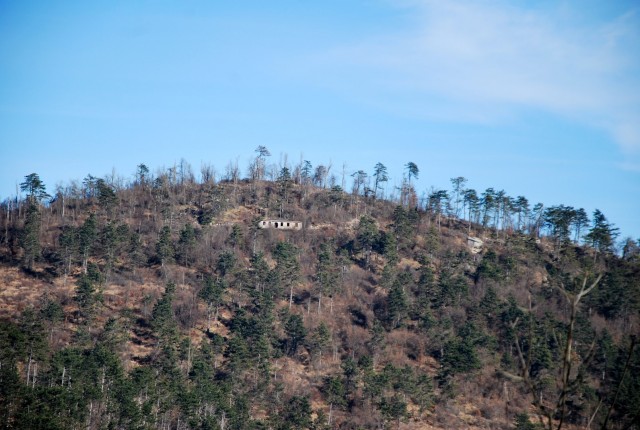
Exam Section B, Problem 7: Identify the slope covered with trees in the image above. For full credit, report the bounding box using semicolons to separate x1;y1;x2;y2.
0;152;638;430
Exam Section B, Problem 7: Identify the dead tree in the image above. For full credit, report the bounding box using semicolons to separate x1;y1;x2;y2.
511;274;602;430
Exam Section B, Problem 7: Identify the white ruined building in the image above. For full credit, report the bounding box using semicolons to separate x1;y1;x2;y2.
259;219;303;231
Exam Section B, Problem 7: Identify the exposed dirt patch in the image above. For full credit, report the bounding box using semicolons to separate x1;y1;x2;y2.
0;265;54;317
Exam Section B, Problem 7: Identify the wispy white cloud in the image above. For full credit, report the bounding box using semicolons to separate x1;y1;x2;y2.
313;0;640;152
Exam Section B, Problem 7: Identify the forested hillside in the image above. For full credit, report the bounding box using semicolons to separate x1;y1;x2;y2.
1;153;639;430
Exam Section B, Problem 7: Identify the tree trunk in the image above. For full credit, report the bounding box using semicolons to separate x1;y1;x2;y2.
289;285;294;309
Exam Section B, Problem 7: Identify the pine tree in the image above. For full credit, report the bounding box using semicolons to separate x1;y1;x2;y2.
379;394;408;427
372;162;388;199
387;279;408;329
156;226;175;268
392;205;416;252
515;412;539;430
20;202;41;269
572;208;589;243
405;162;419;183
323;376;347;425
356;215;377;269
284;313;306;356
20;173;50;203
101;222;129;274
277;167;293;217
463;188;480;226
96;178;118;215
78;213;98;273
543;205;576;248
481;188;496;228
59;225;78;275
281;395;312;429
254;145;271;181
74;263;104;323
428;189;449;230
228;224;243;250
585;209;619;260
315;242;340;313
514;195;530;232
308;323;331;363
199;275;226;331
177;223;196;266
151;282;177;342
273;241;300;308
450;176;467;218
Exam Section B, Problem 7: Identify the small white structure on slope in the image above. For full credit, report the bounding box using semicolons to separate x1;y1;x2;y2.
259;219;303;231
467;236;484;254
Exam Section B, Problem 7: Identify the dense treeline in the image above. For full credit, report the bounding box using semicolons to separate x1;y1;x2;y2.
0;150;639;429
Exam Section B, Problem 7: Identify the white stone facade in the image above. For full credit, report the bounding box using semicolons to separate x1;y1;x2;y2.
258;220;303;230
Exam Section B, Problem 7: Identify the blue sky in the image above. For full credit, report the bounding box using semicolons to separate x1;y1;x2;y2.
1;0;639;240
